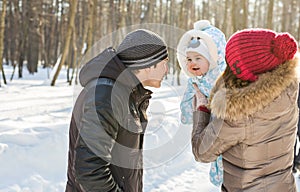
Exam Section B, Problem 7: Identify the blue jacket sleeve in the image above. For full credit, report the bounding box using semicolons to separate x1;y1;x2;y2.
180;78;196;124
180;78;211;124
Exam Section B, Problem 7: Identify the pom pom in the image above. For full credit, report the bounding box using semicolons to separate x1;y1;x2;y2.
273;33;298;61
194;20;211;30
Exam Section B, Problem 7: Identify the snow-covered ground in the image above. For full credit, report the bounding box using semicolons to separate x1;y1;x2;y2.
0;65;299;192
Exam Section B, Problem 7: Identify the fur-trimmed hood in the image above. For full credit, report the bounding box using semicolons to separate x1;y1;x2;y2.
209;54;299;121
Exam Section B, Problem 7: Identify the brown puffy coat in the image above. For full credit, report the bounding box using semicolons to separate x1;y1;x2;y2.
192;56;299;192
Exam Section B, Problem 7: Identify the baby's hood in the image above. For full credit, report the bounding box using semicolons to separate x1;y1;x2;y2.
177;20;226;78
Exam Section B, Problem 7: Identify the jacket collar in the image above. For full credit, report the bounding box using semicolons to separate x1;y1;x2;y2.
210;55;299;121
131;84;152;107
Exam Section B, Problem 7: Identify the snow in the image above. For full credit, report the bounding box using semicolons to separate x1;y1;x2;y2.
0;65;299;192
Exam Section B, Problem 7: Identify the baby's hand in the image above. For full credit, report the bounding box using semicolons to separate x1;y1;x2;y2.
192;83;208;111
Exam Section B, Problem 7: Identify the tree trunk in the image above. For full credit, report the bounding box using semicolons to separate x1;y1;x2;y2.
289;0;297;34
133;0;142;25
18;0;27;79
45;1;56;67
267;0;274;29
9;0;22;81
280;0;285;31
7;0;14;80
0;0;7;86
125;0;132;26
298;0;300;40
107;0;115;33
51;0;77;86
26;0;40;74
52;0;61;64
69;29;77;85
38;14;49;69
87;0;96;52
242;0;248;29
252;0;258;27
222;0;229;35
231;0;237;32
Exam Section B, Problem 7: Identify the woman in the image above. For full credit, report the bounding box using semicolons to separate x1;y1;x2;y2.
192;28;299;192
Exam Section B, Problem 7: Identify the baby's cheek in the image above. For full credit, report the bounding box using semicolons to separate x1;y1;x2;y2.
187;65;193;72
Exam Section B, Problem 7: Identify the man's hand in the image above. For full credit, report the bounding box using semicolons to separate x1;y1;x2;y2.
192;83;208;111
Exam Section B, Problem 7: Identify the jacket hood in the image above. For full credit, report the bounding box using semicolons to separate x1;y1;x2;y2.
177;21;226;78
176;21;226;98
209;55;299;121
79;48;139;87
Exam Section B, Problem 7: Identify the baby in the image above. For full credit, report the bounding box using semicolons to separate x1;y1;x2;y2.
177;20;226;187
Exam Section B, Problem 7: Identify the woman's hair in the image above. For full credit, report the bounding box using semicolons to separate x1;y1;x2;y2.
219;65;251;89
209;64;250;107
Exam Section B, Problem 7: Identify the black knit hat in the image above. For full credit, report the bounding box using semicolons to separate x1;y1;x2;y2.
117;29;168;69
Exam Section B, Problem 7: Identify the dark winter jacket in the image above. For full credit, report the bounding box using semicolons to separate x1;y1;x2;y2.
192;56;299;192
65;48;152;192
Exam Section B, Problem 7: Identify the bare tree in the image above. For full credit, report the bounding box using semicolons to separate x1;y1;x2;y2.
231;0;237;33
27;0;41;74
52;0;61;65
298;0;300;40
289;0;297;36
141;0;156;24
1;0;300;87
222;0;230;35
0;0;7;86
87;0;97;51
37;13;49;69
51;0;78;86
242;0;249;29
267;0;274;29
7;0;17;81
118;0;126;29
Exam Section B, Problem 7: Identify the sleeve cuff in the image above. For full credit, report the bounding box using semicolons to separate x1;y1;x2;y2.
198;106;210;113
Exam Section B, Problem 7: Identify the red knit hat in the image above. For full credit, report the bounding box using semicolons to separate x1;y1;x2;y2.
225;29;298;81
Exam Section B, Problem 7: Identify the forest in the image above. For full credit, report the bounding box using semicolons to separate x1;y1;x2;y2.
0;0;299;86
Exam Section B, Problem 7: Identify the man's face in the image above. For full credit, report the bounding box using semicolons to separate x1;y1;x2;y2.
142;58;169;88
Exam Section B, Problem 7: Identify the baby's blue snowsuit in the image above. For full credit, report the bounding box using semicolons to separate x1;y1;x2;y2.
178;21;226;187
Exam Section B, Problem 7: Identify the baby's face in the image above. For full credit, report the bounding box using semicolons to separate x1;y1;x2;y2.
186;51;209;76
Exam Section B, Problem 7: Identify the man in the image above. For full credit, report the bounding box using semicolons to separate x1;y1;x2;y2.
65;29;168;192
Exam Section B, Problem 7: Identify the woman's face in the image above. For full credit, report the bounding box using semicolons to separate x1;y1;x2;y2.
186;51;210;76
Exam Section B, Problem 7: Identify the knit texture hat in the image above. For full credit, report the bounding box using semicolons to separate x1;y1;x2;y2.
117;29;168;69
226;28;298;82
